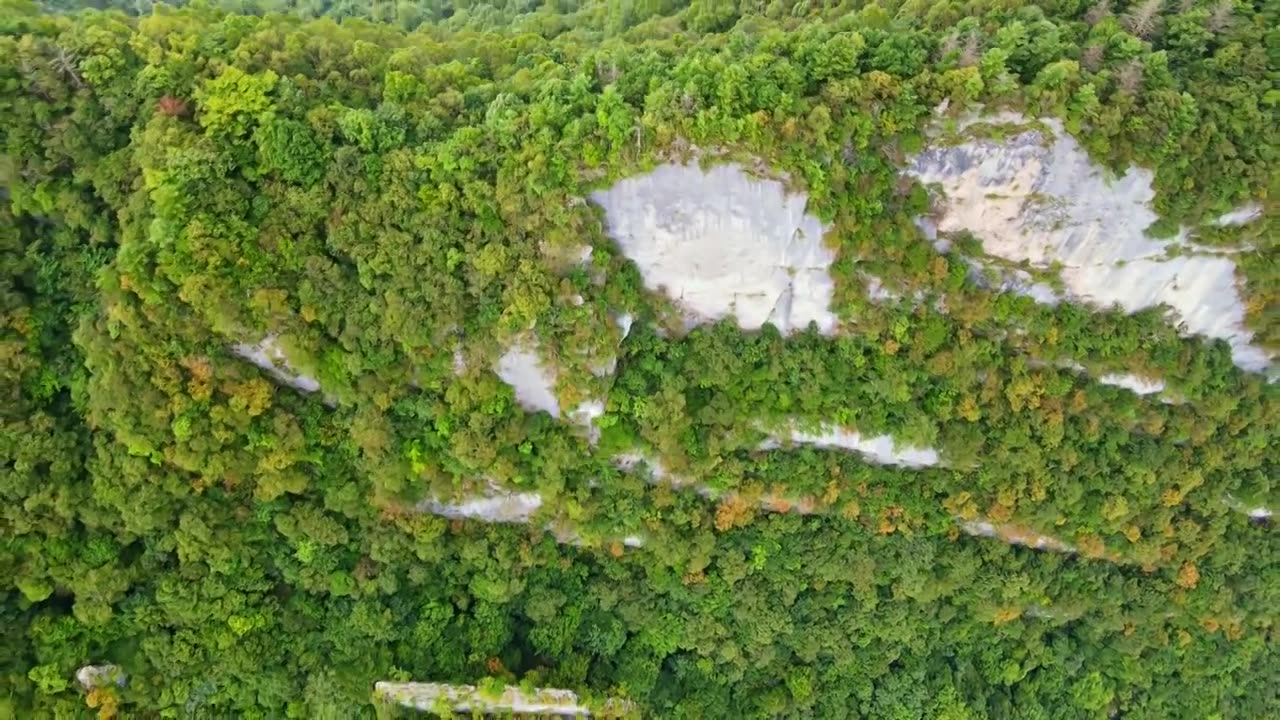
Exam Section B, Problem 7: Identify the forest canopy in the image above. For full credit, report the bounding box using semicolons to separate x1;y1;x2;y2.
1;0;1276;718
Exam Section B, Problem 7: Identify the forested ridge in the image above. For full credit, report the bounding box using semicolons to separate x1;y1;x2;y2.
1;0;1276;717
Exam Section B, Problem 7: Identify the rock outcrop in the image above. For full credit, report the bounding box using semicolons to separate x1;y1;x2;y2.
592;162;837;335
907;117;1270;372
231;336;321;393
374;681;634;717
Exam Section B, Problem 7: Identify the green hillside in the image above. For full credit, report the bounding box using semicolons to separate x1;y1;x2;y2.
1;1;1276;717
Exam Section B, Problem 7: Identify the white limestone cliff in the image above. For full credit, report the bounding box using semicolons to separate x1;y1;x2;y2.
759;422;940;468
959;519;1075;554
1097;373;1166;396
495;340;605;440
375;681;633;717
495;343;561;416
907;117;1271;372
76;664;126;690
417;486;544;524
1212;203;1262;227
231;335;321;393
591;162;838;335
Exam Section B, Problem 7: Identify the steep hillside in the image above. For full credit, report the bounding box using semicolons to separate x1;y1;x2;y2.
1;1;1276;718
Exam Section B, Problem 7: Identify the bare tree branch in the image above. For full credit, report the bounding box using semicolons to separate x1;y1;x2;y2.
938;34;958;63
1117;58;1146;96
1207;0;1235;32
53;46;82;89
1081;45;1105;72
1085;0;1112;25
959;33;981;68
1123;0;1164;39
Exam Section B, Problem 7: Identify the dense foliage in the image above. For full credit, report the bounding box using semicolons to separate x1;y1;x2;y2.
1;0;1276;717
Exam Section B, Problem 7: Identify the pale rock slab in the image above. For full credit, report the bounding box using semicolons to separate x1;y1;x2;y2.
590;313;636;378
1224;494;1274;520
615;312;635;339
418;487;543;524
1097;373;1166;396
759;423;940;468
1047;360;1172;400
865;275;901;302
959;518;1075;554
415;484;644;547
567;399;606;443
612;452;677;485
614;453;1091;557
612;451;820;516
549;525;647;549
1023;605;1070;621
967;261;1060;305
424;499;646;549
1213;203;1262;227
76;664;126;690
375;681;633;717
907;117;1271;372
495;343;560;416
591;163;838;335
495;342;605;438
231;336;321;393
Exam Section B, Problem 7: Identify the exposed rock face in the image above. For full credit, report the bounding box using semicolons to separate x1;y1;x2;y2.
1044;360;1173;400
231;336;321;392
759;423;940;468
1097;373;1166;396
972;262;1060;305
613;452;820;514
590;313;633;377
618;452;1091;557
412;454;1103;561
494;340;606;439
591;163;838;335
615;313;634;338
907;118;1271;372
417;486;543;524
959;519;1075;554
76;664;126;690
1213;203;1262;227
495;343;560;416
375;681;632;717
413;484;646;547
1225;495;1274;520
567;399;605;443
